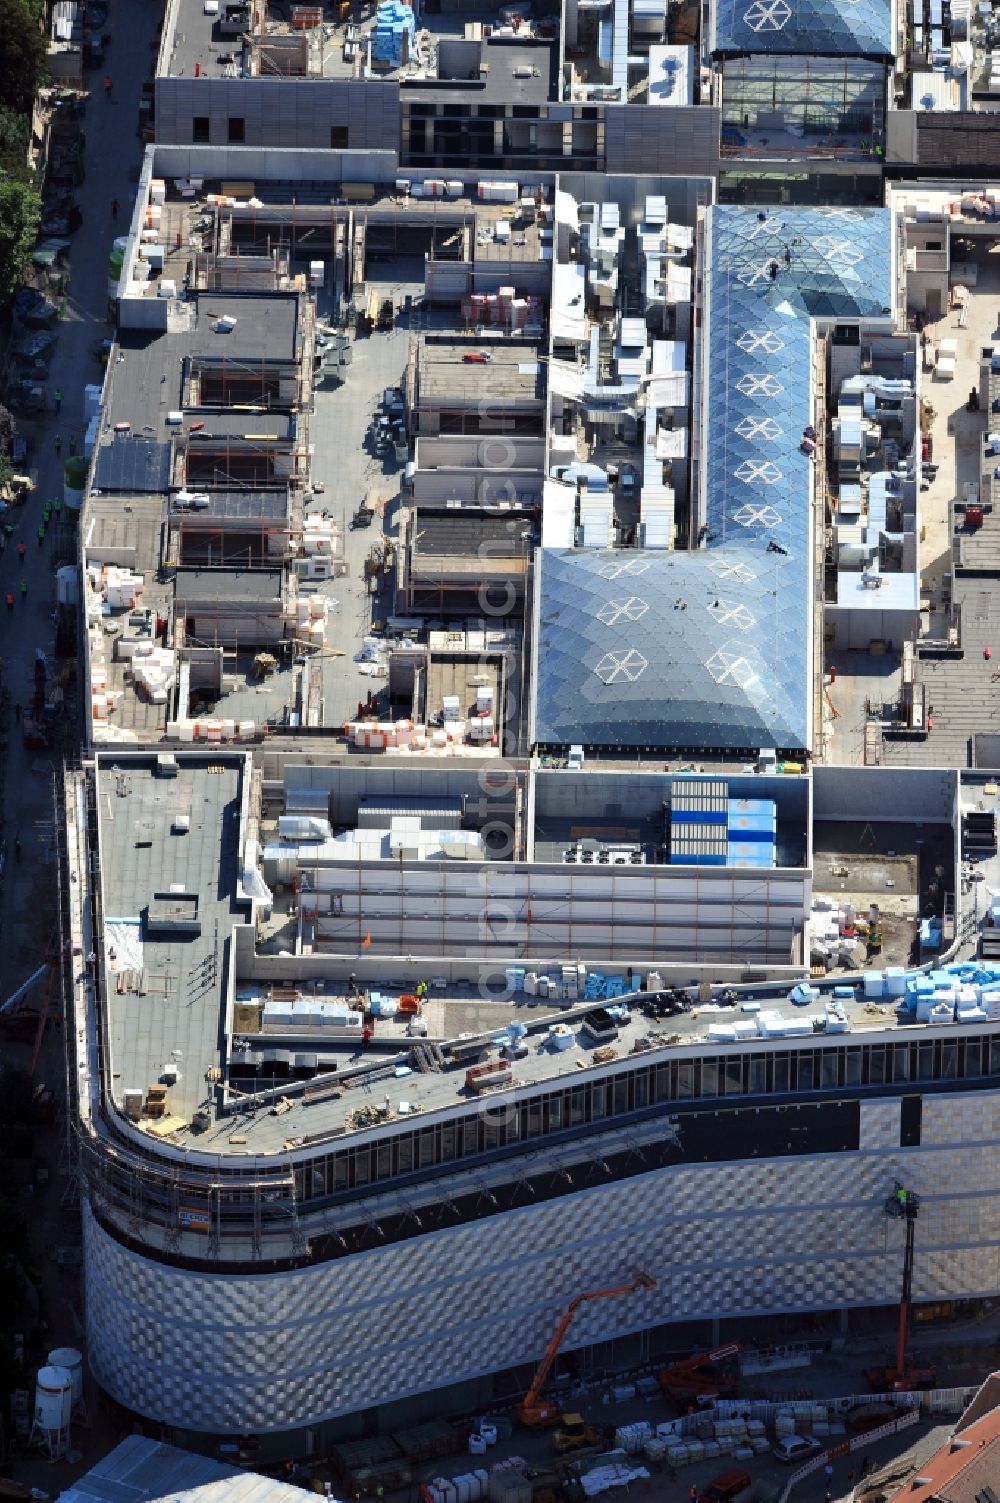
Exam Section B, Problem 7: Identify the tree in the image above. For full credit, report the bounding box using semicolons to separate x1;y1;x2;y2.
0;176;40;308
0;404;15;455
0;0;47;119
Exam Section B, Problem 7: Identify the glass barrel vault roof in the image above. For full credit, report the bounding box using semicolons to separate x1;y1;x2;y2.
532;206;895;756
712;0;893;57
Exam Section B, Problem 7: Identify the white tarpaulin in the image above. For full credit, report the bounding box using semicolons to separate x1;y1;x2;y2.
554;188;579;231
542;481;575;547
580;1463;651;1497
552;261;587;343
547;359;585;400
105;918;143;974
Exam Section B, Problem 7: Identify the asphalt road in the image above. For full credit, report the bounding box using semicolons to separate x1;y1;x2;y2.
0;2;164;1493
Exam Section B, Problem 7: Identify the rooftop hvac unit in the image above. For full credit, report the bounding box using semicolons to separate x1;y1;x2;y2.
123;1089;143;1121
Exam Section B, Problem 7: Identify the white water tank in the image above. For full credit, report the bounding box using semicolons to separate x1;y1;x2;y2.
47;1347;83;1405
34;1365;73;1432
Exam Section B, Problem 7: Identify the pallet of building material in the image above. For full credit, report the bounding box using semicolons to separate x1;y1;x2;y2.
345;1458;412;1497
332;1436;403;1475
392;1420;461;1463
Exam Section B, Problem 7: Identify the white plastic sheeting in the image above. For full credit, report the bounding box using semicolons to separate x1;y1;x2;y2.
580;1461;651;1496
104;919;143;974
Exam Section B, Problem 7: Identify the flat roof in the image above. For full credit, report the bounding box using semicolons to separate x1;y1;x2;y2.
59;1435;309;1503
419;344;544;404
174;567;284;604
87;754;983;1161
427;651;505;726
183;957;961;1156
99;294;300;447
186;411;296;442
86;493;168;574
402;38;556;106
92;436;173;494
98;330;184;441
171;489;290;522
96;754;249;1122
414;506;535;558
160;0;246;79
190;293;300;363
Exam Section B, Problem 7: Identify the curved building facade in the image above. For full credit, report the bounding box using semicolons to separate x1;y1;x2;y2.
82;1089;1000;1438
67;753;1000;1450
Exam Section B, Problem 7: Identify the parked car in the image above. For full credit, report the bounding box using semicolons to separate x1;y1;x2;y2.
699;1467;752;1503
773;1434;823;1465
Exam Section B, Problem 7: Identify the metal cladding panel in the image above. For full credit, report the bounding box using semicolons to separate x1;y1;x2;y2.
153;77;402;151
603;105;722;175
914;113;1000;169
93;438;172;494
85;1090;1000;1433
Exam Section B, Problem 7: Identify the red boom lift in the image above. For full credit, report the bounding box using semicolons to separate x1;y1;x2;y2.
659;1343;742;1407
865;1184;936;1393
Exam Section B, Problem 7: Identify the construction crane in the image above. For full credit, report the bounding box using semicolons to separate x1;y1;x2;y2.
28;955;59;1077
659;1343;741;1407
517;1271;657;1427
865;1183;936;1392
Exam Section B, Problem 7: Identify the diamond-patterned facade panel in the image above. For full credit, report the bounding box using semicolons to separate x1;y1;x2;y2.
84;1096;1000;1435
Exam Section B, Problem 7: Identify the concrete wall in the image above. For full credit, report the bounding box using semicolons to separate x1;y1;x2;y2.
232;926;801;989
415;437;545;469
152;141;399;183
533;768;809;826
885;110;918;167
304;857;808;963
826;605;918;652
812;765;957;824
425;259;551;303
412;470;543;503
154;77;401;154
271;759;514;821
559;169;712;226
83;1088;1000;1435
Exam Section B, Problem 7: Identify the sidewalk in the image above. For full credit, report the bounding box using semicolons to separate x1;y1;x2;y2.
0;4;162;997
1;7;165;1495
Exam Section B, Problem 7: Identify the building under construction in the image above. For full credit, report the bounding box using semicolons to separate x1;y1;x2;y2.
63;152;997;1468
61;746;1000;1460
